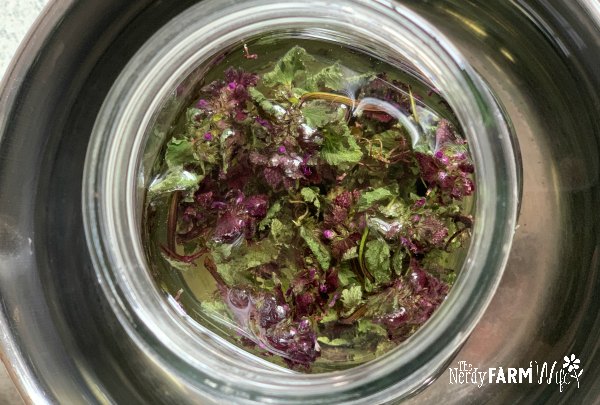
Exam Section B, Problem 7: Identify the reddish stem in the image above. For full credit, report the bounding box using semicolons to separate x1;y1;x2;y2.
167;191;181;252
203;256;227;288
177;226;203;243
339;305;368;325
444;227;470;252
243;44;258;60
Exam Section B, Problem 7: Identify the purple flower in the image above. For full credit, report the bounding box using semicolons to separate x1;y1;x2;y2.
330;233;361;259
199;68;258;117
263;167;283;189
328;292;340;308
213;211;245;243
333;190;359;209
227;287;251;309
377;307;408;329
415;148;475;200
196;99;209;109
234;111;248;122
224;67;259;88
455;152;467;161
416;216;448;247
301;164;312;176
256;117;270;128
409;267;428;292
400;236;419;254
258;295;286;328
434;119;456;149
325;205;348;228
294;293;316;318
413;198;426;208
204;132;213;141
278;145;287;154
323;268;339;293
323;229;335;240
264;318;320;366
211;201;227;210
182;206;200;223
243;195;269;218
249;152;268;166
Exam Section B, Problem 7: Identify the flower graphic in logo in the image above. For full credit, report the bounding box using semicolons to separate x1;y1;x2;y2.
563;354;581;373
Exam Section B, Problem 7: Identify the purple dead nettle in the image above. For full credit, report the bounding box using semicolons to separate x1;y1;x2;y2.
148;46;475;370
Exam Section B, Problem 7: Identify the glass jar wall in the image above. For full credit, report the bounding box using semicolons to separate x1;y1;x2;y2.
84;0;517;403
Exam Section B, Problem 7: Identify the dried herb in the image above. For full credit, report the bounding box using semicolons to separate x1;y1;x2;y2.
145;45;475;371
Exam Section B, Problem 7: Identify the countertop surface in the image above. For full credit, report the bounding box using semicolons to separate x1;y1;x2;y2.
1;0;49;403
0;0;48;80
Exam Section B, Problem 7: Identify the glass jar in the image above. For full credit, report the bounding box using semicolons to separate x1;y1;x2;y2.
83;0;518;403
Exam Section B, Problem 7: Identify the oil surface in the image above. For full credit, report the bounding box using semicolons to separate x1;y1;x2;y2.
143;37;474;372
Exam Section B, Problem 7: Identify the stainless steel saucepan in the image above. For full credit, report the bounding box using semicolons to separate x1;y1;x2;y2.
0;1;598;403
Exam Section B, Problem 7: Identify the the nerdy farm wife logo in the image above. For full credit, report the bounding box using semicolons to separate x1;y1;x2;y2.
449;354;583;392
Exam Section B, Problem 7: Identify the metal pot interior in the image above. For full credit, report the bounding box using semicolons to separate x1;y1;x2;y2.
0;0;598;403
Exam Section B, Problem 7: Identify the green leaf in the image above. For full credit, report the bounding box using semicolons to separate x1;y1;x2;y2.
304;62;374;92
182;241;199;255
364;277;374;293
301;101;341;128
270;218;294;245
341;285;363;311
317;337;350;346
375;340;397;357
421;248;454;270
305;62;345;91
364;239;391;284
341;246;358;262
338;262;358;287
443;271;457;286
391;249;406;275
299;226;331;270
320;309;339;323
291;87;309;100
201;300;231;320
300;187;321;212
162;254;194;273
165;138;196;168
248;87;285;118
357;319;388;337
213;240;279;286
258;201;282;231
256;276;275;290
148;167;202;198
201;300;228;314
373;129;406;151
357;188;394;211
362;282;410;317
262;46;315;88
270;218;285;240
186;108;202;123
320;121;363;167
378;199;408;218
346;72;377;89
219;128;236;175
211;240;235;260
343;138;365;161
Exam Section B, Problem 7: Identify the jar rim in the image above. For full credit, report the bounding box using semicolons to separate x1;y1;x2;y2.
83;0;519;402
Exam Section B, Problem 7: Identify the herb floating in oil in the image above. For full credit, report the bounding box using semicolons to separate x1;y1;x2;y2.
144;44;475;371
